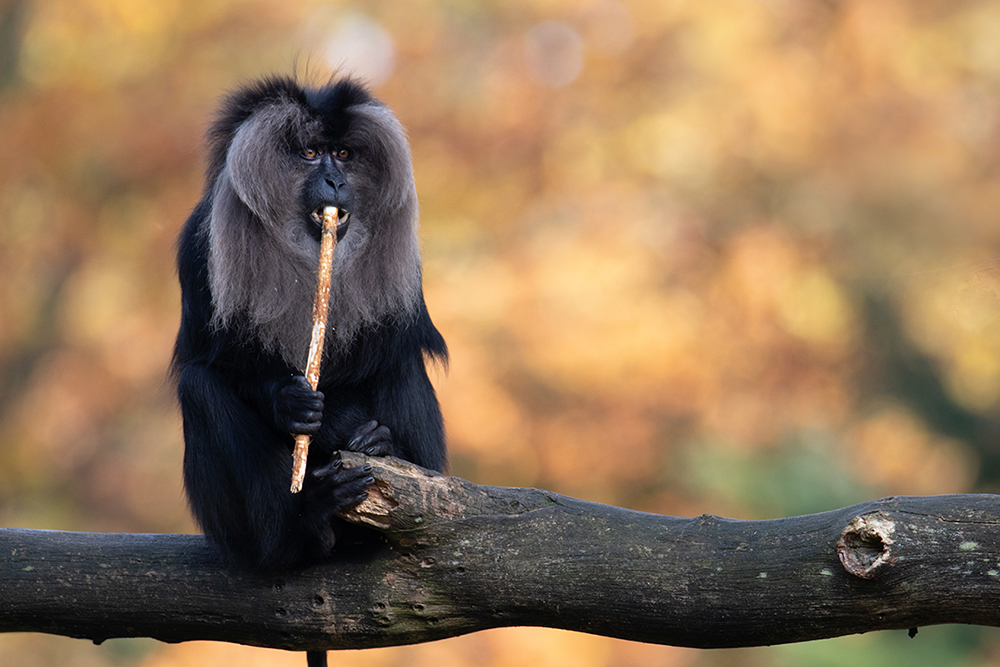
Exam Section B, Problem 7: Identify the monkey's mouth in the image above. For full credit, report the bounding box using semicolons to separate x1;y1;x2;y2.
310;207;351;241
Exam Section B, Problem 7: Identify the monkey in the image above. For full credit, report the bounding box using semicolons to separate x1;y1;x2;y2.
172;77;447;583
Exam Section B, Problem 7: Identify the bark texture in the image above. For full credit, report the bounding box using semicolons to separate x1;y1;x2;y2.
3;453;1000;651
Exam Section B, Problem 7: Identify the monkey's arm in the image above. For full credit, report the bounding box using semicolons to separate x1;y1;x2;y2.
174;208;324;438
174;268;354;569
209;347;325;437
178;361;316;568
371;357;446;472
369;305;447;472
177;360;374;570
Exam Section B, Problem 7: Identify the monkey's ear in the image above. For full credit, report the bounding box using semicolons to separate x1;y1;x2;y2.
223;101;307;225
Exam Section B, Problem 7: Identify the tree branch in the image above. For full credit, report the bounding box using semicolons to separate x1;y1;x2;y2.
3;452;1000;652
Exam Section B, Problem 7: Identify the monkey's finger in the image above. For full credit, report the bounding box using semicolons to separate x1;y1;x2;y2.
286;375;325;399
280;383;324;415
288;419;323;435
312;461;372;499
313;457;344;478
366;424;391;441
361;426;392;456
334;489;370;511
346;421;393;456
347;420;379;447
334;469;377;498
325;472;374;513
293;396;324;414
303;396;325;412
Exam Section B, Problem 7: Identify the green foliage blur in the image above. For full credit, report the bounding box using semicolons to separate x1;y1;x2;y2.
1;0;999;665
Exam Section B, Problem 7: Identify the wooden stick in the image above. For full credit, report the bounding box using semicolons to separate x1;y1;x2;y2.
290;206;339;494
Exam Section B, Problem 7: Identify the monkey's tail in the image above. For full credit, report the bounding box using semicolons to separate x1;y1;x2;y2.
307;650;328;667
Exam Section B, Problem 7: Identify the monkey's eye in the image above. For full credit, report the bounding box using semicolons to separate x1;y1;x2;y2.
300;147;320;161
334;148;352;161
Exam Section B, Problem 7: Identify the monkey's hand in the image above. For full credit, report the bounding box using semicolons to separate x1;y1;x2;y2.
303;422;394;540
309;454;375;517
274;375;324;435
344;420;395;458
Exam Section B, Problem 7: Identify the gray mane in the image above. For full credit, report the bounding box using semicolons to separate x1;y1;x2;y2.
204;94;422;371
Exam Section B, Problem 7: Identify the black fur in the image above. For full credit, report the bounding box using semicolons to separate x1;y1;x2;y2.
173;77;446;572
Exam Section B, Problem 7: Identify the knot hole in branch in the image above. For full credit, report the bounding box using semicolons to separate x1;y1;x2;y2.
837;512;897;579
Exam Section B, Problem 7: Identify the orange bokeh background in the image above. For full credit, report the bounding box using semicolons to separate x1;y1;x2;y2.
2;1;1000;665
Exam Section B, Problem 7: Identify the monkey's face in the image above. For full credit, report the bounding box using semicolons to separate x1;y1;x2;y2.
205;78;423;362
299;146;353;242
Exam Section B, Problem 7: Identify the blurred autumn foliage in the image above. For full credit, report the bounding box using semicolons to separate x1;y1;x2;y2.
2;0;1000;665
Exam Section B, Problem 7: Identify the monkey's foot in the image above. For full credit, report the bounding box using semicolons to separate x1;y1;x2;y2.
345;420;393;457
